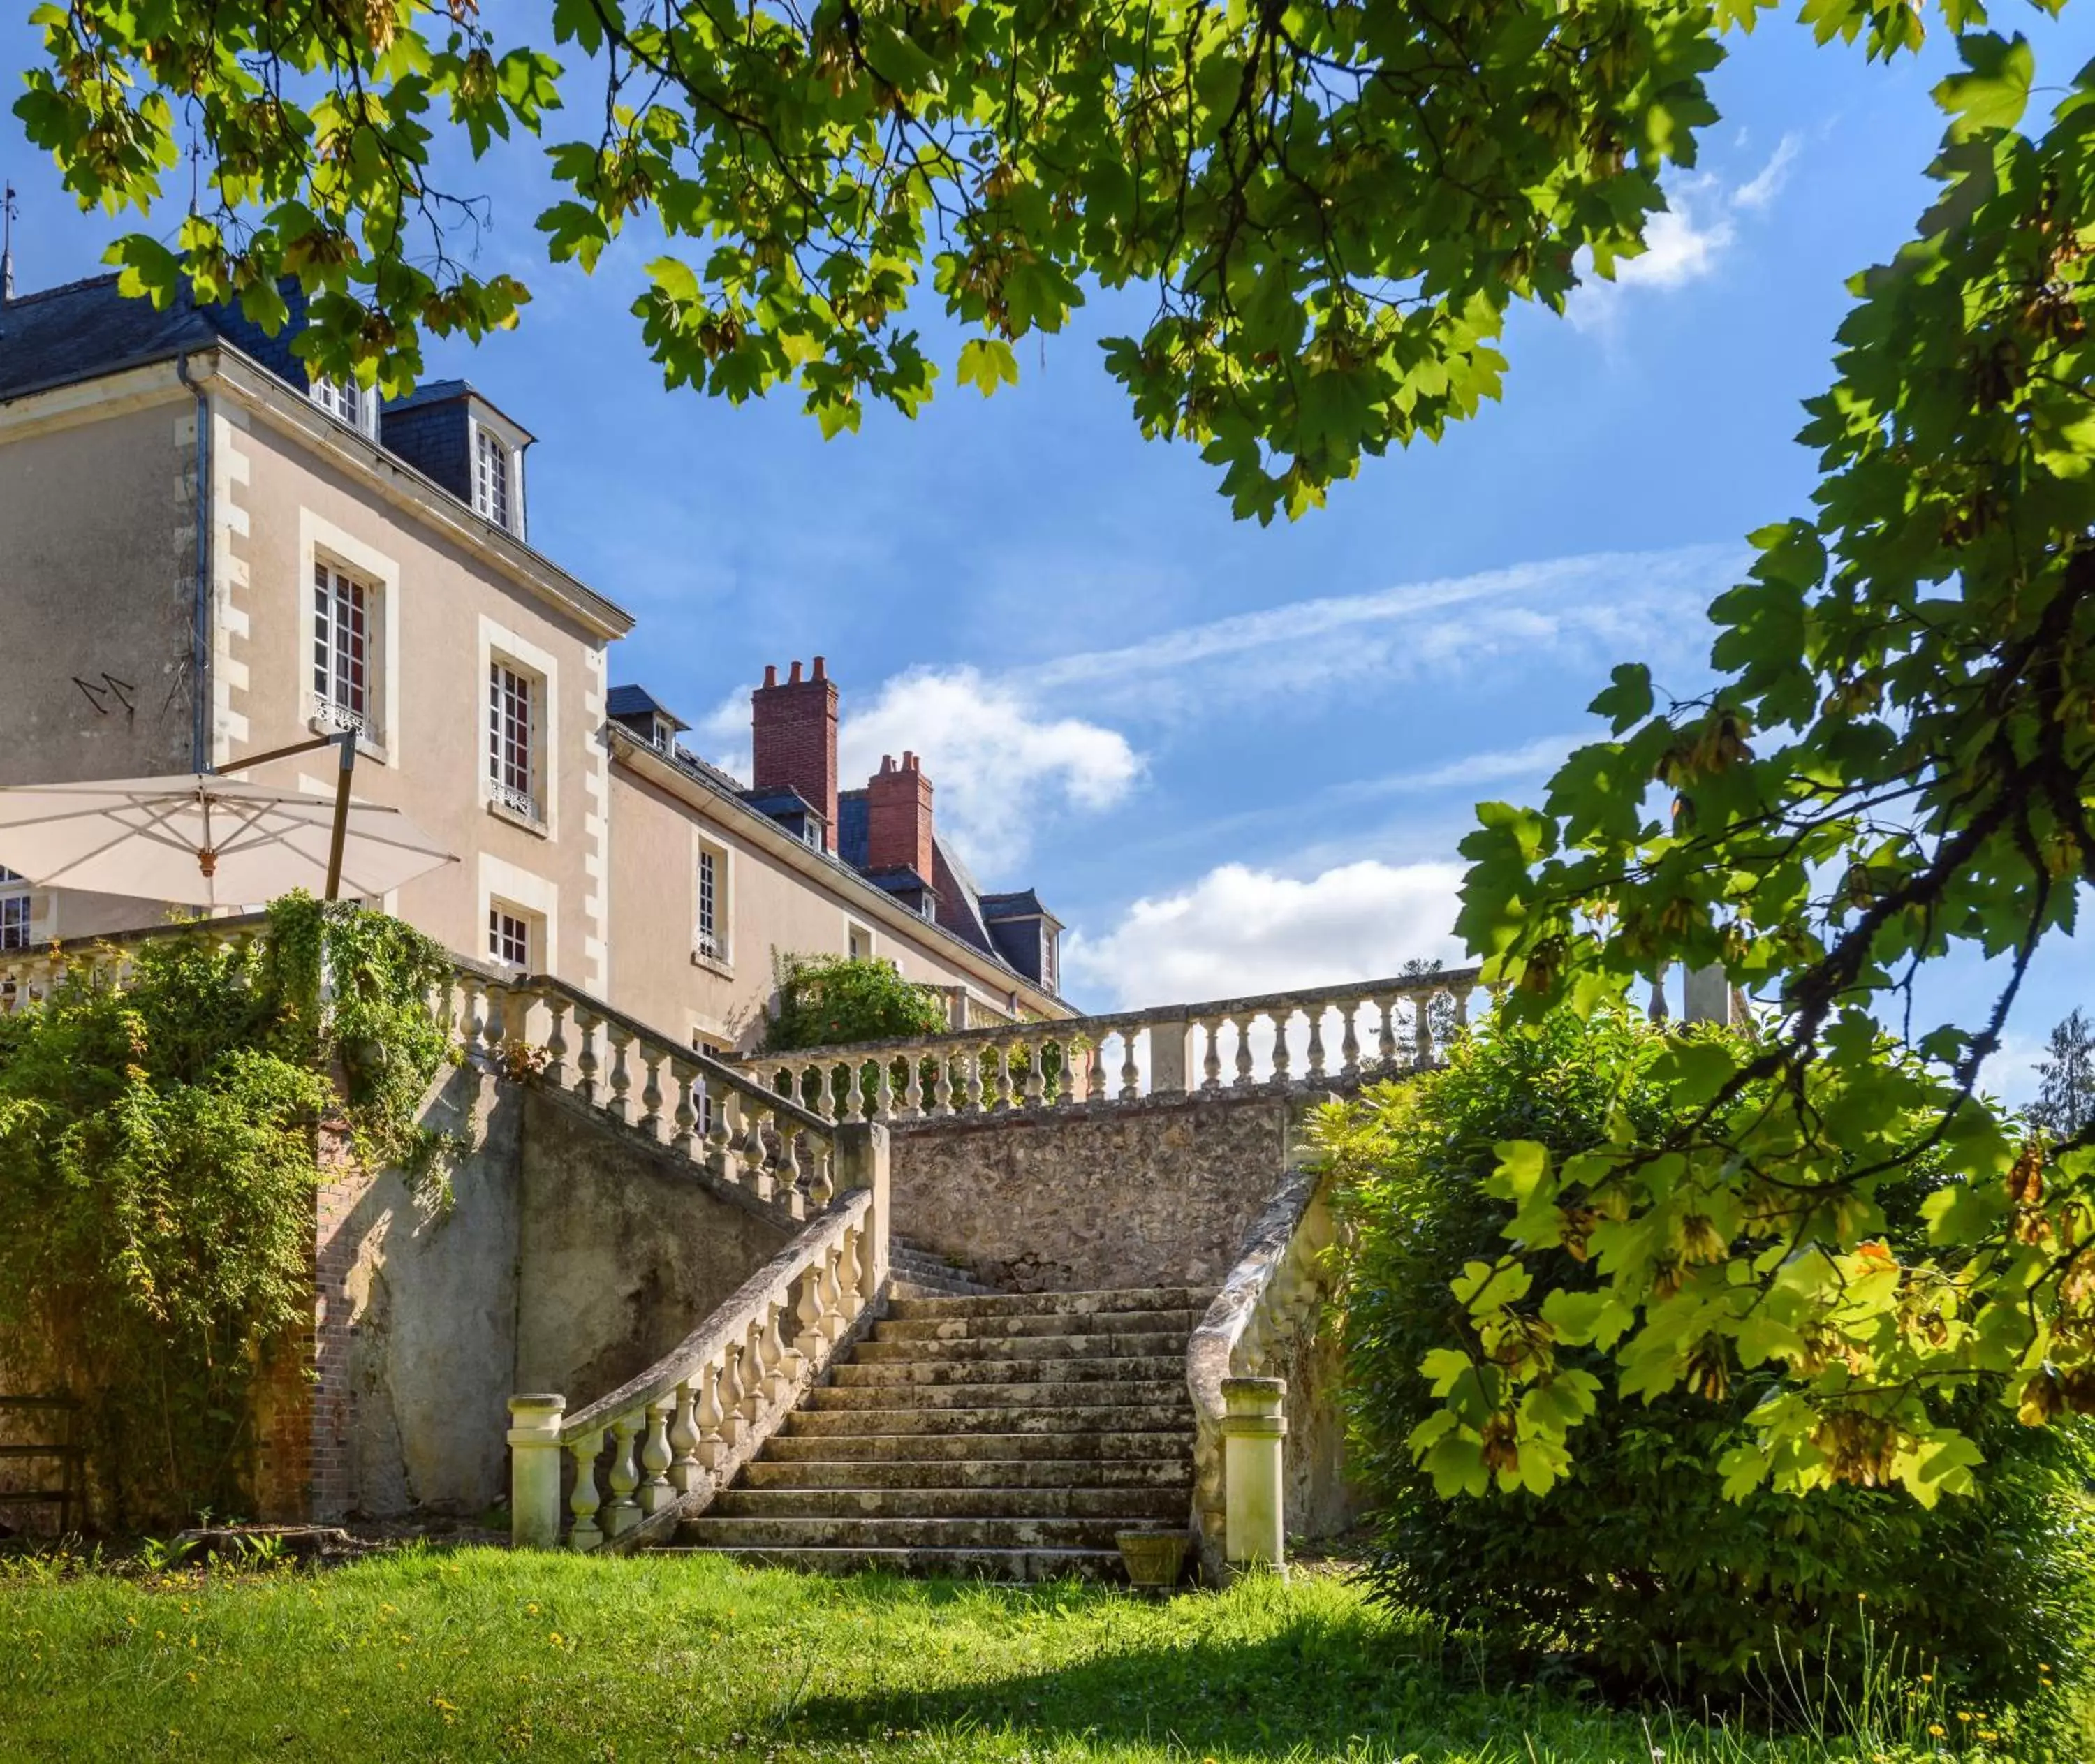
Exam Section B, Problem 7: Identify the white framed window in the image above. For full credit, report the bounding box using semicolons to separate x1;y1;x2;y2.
311;378;377;437
695;841;726;960
846;921;873;964
311;559;377;742
488;659;541;824
475;427;512;530
488;902;535;970
0;869;30;953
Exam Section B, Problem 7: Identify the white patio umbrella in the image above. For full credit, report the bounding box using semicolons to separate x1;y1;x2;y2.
0;739;455;909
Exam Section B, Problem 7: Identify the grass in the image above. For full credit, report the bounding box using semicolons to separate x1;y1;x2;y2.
0;1547;2078;1763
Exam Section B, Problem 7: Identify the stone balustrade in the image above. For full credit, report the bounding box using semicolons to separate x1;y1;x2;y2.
751;968;1482;1125
0;913;274;1014
441;962;842;1221
508;1135;888;1552
1185;1163;1337;1582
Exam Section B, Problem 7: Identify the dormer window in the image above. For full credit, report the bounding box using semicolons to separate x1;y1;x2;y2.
311;377;378;439
475;425;511;529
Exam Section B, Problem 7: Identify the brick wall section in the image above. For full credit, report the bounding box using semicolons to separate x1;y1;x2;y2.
751;658;839;851
866;751;934;880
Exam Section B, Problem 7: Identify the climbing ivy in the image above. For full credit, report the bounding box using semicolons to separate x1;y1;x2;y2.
0;898;451;1528
760;952;947;1053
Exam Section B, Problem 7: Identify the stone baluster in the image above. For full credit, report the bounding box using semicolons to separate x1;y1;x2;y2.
1339;1000;1362;1080
1304;1008;1328;1081
668;1380;702;1495
854;1219;879;1310
795;1264;828;1364
605;1026;635;1124
693;1362;726;1473
639;1045;666;1140
639;1399;675;1516
771;1291;806;1390
931;1055;954;1117
1377;995;1399;1070
1270;1010;1293;1086
1454;987;1471;1031
457;978;484;1059
1023;1038;1047;1108
806;1136;837;1209
716;1342;747;1452
761;1299;795;1406
963;1050;987;1115
602;1414;643;1536
710;1094;742;1187
566;1431;605;1551
542;994;571;1089
778;1126;804;1203
481;981;508;1061
1414;990;1436;1068
874;1057;896;1122
1202;1017;1225;1092
741;1100;775;1202
670;1057;699;1158
1233;1015;1256;1089
739;1314;770;1432
817;1244;848;1346
903;1055;925;1119
1121;1031;1142;1101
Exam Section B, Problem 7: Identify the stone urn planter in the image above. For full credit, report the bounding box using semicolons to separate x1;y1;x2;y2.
1117;1529;1191;1591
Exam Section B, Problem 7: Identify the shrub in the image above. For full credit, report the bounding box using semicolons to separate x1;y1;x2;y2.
760;952;948;1052
1320;1006;2095;1707
0;897;451;1527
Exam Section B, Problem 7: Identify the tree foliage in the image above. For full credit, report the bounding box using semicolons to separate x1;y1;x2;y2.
0;899;450;1527
2033;1008;2095;1140
1323;1006;2095;1703
17;0;1996;520
1443;36;2095;1503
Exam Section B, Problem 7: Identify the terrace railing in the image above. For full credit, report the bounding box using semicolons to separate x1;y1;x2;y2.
750;967;1483;1125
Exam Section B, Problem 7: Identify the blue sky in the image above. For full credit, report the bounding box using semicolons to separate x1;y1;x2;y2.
4;10;2090;1097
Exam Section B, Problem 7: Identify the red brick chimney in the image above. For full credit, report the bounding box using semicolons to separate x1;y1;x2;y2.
751;656;839;852
867;751;934;880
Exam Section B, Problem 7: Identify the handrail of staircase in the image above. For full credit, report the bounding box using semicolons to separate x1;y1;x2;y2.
745;966;1484;1124
440;961;838;1219
506;1126;890;1552
1185;1160;1336;1583
0;913;274;1013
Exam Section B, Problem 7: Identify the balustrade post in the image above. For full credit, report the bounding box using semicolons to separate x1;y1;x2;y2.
668;1380;702;1494
639;1399;675;1516
1413;993;1436;1068
603;1415;643;1536
710;1095;742;1186
1339;1001;1362;1080
1221;1376;1288;1577
762;1300;794;1406
1121;1029;1144;1101
1305;1009;1328;1081
506;1394;566;1549
566;1430;605;1552
1270;1011;1293;1085
481;982;508;1061
795;1264;828;1364
835;1122;890;1293
693;1362;726;1472
817;1245;848;1346
1233;1015;1257;1089
457;978;485;1058
639;1048;666;1140
743;1103;775;1203
1202;1017;1226;1092
670;1057;698;1157
874;1057;895;1122
605;1027;636;1124
1377;997;1398;1071
543;996;571;1089
575;1008;603;1105
716;1343;747;1450
740;1315;770;1431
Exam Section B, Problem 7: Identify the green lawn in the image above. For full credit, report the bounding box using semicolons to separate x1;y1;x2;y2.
0;1548;2072;1763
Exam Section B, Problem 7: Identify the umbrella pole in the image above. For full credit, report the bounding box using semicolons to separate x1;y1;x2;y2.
323;730;357;902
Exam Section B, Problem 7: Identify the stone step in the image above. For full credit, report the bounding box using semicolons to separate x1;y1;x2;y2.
657;1545;1126;1581
804;1379;1189;1413
887;1288;1211;1321
781;1403;1193;1439
832;1355;1184;1390
740;1456;1193;1491
759;1429;1194;1463
710;1485;1186;1521
889;1278;994;1300
675;1514;1151;1551
873;1309;1205;1343
855;1331;1187;1365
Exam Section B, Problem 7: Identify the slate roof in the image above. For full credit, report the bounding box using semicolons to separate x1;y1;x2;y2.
607;684;689;730
0;274;271;402
382;376;536;440
980;889;1054;921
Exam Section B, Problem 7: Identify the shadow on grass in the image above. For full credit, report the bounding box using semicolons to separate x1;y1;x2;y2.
774;1575;1562;1759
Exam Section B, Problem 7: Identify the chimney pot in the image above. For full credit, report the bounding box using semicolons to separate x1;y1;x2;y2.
763;664;778;688
788;659;804;684
813;655;827;680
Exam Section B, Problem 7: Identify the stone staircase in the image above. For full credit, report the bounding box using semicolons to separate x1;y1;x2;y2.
663;1286;1209;1578
887;1239;1001;1298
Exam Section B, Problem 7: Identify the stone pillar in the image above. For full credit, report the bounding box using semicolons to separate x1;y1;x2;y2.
508;1395;567;1549
1221;1376;1287;1574
1149;1017;1194;1096
835;1121;891;1287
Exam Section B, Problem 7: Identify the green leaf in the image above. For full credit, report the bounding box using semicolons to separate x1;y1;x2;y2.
955;337;1019;397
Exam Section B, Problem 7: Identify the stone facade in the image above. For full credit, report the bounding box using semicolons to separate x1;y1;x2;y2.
886;1093;1303;1293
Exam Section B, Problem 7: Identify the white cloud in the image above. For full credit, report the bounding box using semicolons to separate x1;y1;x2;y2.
1735;133;1802;212
1572;134;1804;328
1031;544;1737;717
1066;859;1466;1010
838;666;1140;877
